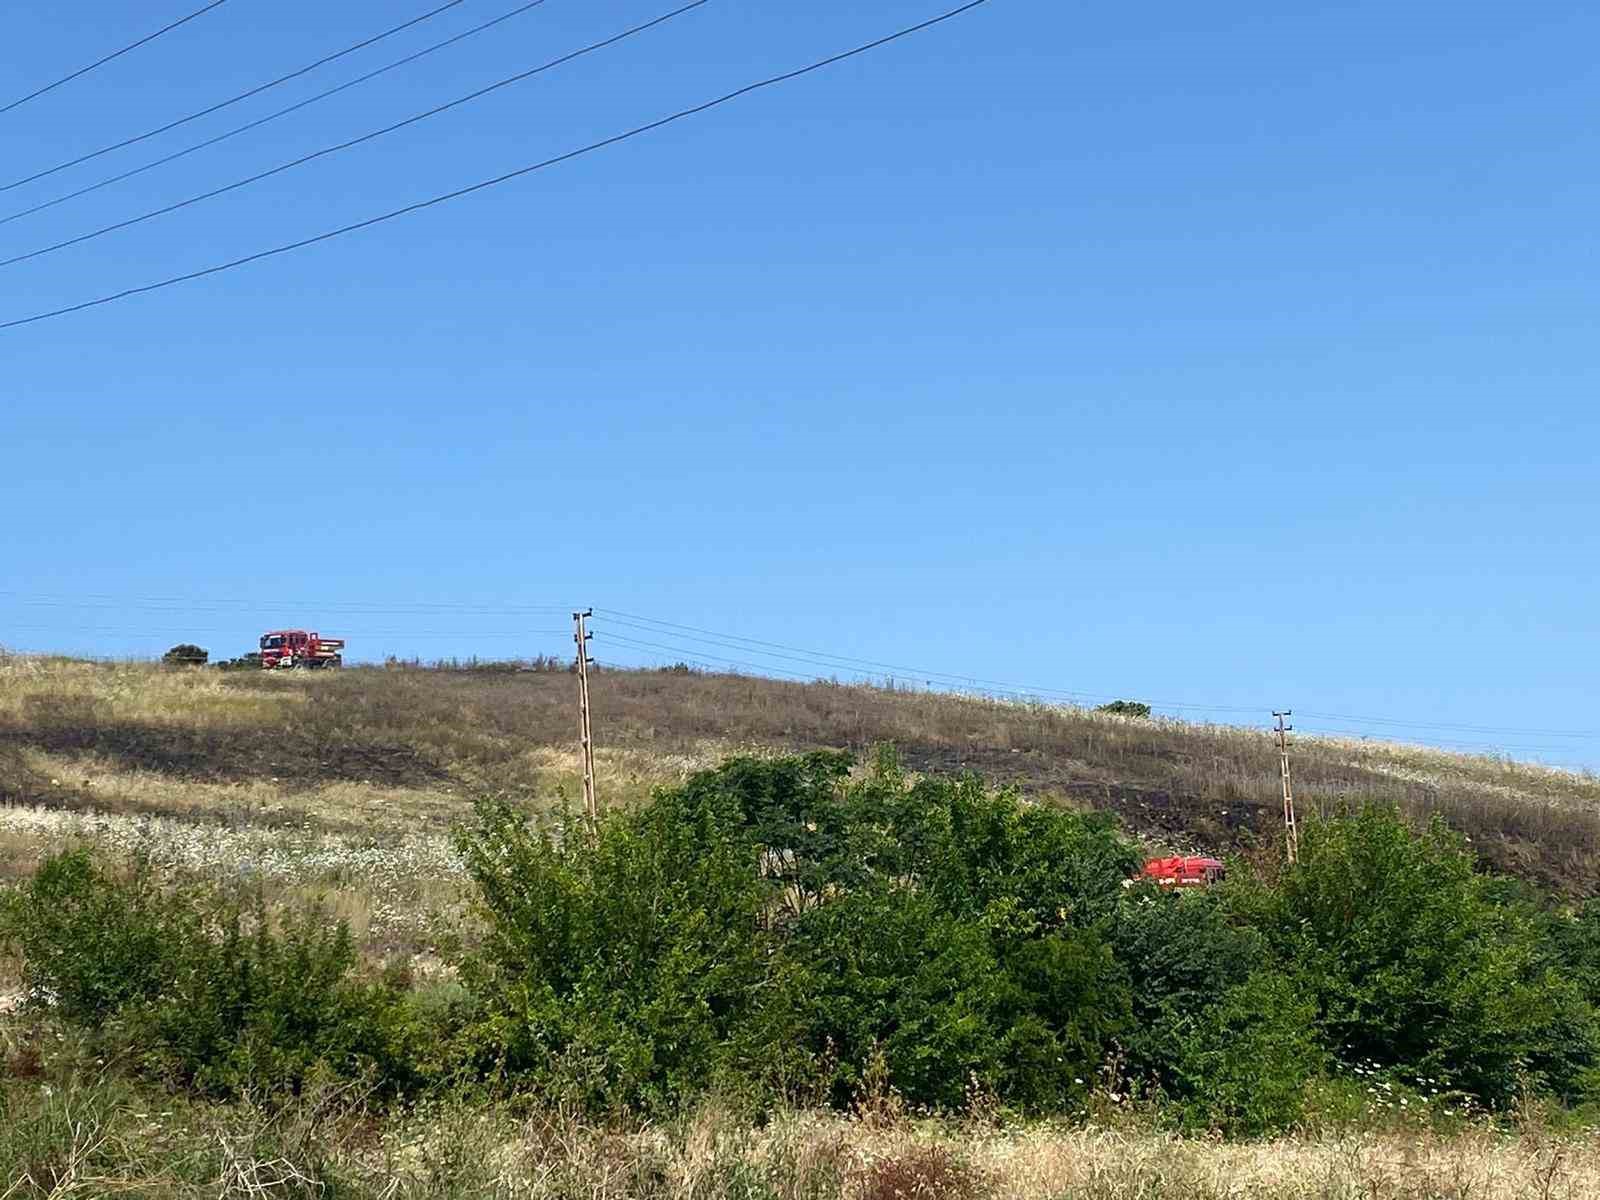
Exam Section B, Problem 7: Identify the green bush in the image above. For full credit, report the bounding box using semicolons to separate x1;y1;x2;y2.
1171;970;1324;1135
1096;699;1151;719
161;643;209;667
456;787;770;1111
0;850;184;1022
1549;900;1600;1010
455;751;1141;1113
1109;886;1266;1091
1257;806;1600;1107
143;902;414;1096
0;850;414;1097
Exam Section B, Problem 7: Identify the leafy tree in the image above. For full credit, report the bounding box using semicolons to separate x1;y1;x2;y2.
1109;886;1267;1088
1096;700;1151;719
161;643;208;667
456;787;770;1110
1172;970;1324;1135
775;882;1129;1110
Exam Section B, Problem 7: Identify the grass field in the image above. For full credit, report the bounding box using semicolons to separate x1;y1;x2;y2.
4;1060;1599;1199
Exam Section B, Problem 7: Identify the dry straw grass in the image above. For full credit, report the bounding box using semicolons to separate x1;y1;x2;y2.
3;1080;1596;1200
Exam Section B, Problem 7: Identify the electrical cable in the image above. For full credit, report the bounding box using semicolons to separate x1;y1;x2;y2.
597;608;1600;740
0;0;995;330
596;631;858;683
598;629;1585;761
596;608;1262;713
1;0;470;193
0;590;572;615
0;0;556;230
1297;709;1599;740
1294;727;1579;759
0;0;711;270
0;1;232;117
0;622;569;639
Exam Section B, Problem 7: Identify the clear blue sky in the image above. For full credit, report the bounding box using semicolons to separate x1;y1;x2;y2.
2;1;1597;768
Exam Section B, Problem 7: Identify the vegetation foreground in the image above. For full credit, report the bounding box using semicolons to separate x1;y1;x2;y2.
3;656;1600;1195
4;1081;1599;1199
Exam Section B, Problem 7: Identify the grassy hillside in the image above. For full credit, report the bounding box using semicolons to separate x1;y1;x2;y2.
2;654;1596;948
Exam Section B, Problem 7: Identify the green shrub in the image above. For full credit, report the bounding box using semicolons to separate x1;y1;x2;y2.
161;643;209;666
0;850;184;1022
1259;806;1600;1107
1171;970;1323;1135
456;788;770;1111
456;751;1142;1114
994;926;1131;1110
1549;900;1600;1010
779;886;1010;1109
1096;700;1151;719
1109;886;1266;1090
714;750;1138;1110
143;901;414;1096
0;850;415;1098
889;769;1140;933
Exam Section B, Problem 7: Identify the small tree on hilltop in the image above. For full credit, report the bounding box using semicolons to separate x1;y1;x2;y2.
1097;699;1151;719
162;644;209;667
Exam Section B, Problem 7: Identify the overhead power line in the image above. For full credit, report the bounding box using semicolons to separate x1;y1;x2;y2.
601;626;1589;760
0;0;556;230
596;612;1600;755
1293;724;1582;758
0;0;470;193
0;0;711;270
2;621;569;639
596;627;1591;759
597;631;851;683
0;1;232;118
0;589;572;615
595;607;1263;713
599;614;1092;701
1297;709;1599;740
0;0;996;331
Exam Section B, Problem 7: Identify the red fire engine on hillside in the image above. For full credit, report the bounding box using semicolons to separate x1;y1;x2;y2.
1139;855;1226;888
258;630;345;670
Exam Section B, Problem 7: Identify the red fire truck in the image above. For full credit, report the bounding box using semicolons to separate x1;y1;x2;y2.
1139;855;1227;888
258;630;345;670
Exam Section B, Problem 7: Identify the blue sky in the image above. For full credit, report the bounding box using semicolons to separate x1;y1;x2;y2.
2;1;1597;767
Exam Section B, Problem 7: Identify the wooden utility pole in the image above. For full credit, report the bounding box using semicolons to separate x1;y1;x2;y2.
1274;710;1298;864
573;609;597;822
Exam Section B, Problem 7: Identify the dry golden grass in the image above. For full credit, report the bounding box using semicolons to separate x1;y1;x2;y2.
3;1073;1596;1200
371;1112;1600;1199
3;655;1598;898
